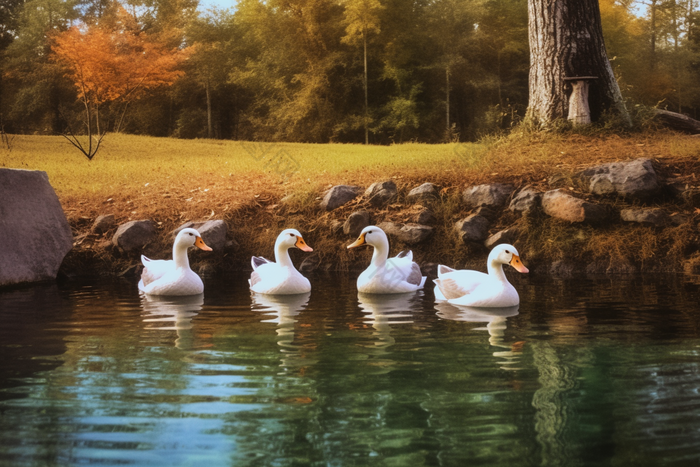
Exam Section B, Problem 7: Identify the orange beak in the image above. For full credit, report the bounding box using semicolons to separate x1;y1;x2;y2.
195;236;212;251
295;236;313;252
347;233;366;249
509;254;529;273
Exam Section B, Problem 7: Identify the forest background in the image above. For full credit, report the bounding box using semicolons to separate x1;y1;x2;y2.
1;0;699;145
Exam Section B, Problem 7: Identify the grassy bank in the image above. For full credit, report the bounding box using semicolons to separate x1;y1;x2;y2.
3;131;700;276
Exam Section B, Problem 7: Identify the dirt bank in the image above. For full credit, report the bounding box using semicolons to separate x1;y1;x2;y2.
58;152;700;281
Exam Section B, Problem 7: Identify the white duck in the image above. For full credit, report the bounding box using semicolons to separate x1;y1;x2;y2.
249;229;313;295
434;243;528;307
139;228;212;296
347;225;426;294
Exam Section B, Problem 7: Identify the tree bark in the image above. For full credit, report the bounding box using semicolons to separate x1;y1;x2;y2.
650;0;658;71
363;30;369;145
205;77;213;139
446;66;450;133
526;0;631;127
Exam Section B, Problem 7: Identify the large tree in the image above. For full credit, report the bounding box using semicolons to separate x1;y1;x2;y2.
526;0;631;126
51;7;187;159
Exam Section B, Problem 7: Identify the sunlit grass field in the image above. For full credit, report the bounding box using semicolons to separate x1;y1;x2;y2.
1;134;486;197
2;131;699;226
5;131;698;195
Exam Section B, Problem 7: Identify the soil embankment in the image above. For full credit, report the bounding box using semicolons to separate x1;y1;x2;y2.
59;150;700;281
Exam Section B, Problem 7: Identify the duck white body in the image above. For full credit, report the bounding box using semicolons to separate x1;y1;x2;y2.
347;226;426;294
249;229;313;295
139;228;212;296
434;244;529;307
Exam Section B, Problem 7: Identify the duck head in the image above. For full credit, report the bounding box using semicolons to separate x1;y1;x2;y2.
347;225;389;250
490;244;528;273
276;228;313;252
176;228;212;251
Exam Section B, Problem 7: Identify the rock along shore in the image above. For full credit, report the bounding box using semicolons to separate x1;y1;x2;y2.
51;156;700;284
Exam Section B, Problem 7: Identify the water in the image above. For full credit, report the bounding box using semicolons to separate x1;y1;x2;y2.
2;273;700;466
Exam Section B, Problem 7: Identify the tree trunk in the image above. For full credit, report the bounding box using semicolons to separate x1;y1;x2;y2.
363;31;369;145
653;109;700;134
205;77;213;139
650;0;657;71
445;66;450;133
526;0;631;127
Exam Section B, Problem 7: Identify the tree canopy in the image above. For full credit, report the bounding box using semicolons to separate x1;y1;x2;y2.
49;6;188;158
1;0;699;143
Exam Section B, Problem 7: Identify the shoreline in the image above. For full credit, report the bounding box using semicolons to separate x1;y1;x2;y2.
4;132;699;284
58;161;700;281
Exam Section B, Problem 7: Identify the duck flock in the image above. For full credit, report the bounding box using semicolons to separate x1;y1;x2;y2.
138;226;529;308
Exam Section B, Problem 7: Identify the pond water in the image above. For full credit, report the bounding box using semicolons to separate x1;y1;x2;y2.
1;272;700;466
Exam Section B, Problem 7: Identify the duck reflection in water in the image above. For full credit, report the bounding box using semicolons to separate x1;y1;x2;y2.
140;293;203;350
357;292;423;351
435;302;524;370
251;292;311;372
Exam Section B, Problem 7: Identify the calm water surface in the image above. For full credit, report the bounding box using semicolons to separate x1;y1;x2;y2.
2;273;700;466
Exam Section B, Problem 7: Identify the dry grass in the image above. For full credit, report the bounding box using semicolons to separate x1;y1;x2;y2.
3;130;700;274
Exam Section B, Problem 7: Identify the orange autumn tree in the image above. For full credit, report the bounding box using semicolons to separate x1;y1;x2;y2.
51;14;188;160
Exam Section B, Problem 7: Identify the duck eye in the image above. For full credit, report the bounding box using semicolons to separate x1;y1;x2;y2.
289;233;295;237
188;233;193;236
505;250;510;254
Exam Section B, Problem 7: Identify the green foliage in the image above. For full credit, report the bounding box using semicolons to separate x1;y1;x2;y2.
4;0;700;143
0;0;24;52
341;0;384;45
1;0;79;133
174;107;208;139
376;85;421;142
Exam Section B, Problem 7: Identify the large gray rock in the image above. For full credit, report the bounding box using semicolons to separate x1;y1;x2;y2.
407;183;439;204
378;222;434;245
320;185;361;211
365;180;398;207
454;214;490;243
0;169;73;286
112;220;157;252
344;210;371;237
541;189;610;223
578;158;660;199
172;220;228;251
620;208;670;227
509;187;542;214
463;184;514;208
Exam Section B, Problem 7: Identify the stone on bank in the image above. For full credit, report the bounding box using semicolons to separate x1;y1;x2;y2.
112;220;157;252
0;168;73;286
541;189;610;224
320;185;361;211
578;158;660;200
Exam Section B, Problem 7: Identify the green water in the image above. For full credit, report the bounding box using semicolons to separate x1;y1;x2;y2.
1;273;700;466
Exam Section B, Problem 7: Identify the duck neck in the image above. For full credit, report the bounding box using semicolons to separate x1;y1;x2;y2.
487;259;507;282
173;242;191;270
370;238;390;269
274;242;294;268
